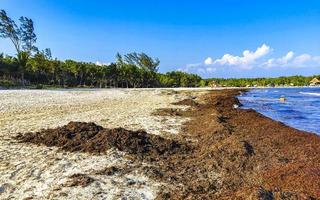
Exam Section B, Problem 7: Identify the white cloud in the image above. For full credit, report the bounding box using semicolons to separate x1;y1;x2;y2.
282;51;295;62
242;43;271;61
96;61;103;66
176;68;184;72
183;44;320;75
263;51;294;68
95;61;110;66
207;44;271;69
264;52;320;69
293;54;312;65
214;54;242;65
204;57;213;65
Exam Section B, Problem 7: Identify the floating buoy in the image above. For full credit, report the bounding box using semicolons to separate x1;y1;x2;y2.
279;96;286;102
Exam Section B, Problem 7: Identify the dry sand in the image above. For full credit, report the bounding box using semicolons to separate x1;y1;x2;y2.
0;88;208;199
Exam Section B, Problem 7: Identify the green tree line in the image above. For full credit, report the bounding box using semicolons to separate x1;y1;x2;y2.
205;76;319;87
0;10;202;88
0;51;203;88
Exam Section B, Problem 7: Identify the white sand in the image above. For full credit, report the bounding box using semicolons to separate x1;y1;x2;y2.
0;88;207;199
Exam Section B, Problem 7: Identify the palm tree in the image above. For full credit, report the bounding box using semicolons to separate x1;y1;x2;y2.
15;51;29;85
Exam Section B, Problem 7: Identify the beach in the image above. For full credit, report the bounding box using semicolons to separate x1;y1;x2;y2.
0;88;319;199
0;88;200;199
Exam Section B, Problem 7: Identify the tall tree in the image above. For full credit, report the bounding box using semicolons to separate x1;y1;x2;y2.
19;17;37;53
0;10;37;86
0;10;21;53
124;52;160;72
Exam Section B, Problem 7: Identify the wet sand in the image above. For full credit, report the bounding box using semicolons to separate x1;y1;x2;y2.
1;89;319;199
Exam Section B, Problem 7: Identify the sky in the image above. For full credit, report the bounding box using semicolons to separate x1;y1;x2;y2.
0;0;320;78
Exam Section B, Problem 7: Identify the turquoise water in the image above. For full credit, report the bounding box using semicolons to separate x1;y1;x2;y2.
238;87;320;135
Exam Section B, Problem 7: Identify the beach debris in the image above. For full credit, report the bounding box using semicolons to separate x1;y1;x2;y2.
172;98;198;107
0;186;4;194
258;187;274;200
242;140;255;156
142;166;164;179
65;174;95;187
94;166;122;176
152;108;183;116
94;165;134;176
233;104;239;109
0;183;15;196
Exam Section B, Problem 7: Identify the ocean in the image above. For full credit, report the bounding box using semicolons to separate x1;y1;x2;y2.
238;87;320;135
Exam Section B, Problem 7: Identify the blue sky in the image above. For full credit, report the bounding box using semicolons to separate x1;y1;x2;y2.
1;0;320;78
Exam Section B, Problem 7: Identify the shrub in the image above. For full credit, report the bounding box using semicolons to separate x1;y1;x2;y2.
0;79;16;88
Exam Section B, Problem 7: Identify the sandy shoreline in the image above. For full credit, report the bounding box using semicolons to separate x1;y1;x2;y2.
1;88;319;199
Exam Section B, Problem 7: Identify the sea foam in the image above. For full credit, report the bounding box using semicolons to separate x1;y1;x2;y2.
300;92;320;96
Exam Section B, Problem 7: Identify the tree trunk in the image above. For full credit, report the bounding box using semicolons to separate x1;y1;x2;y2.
21;72;25;87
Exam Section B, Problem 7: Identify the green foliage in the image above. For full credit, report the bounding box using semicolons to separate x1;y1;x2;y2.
16;51;29;71
19;16;37;52
35;84;44;89
0;51;203;88
0;55;18;74
198;80;207;87
124;52;160;72
0;79;16;88
206;76;316;87
158;71;202;87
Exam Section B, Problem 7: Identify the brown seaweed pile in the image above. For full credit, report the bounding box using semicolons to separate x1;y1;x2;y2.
154;90;320;199
15;122;188;158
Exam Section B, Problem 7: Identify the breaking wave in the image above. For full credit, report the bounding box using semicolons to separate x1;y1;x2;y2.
299;92;320;96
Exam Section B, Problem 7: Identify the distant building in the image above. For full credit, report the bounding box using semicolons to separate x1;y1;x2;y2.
310;78;320;86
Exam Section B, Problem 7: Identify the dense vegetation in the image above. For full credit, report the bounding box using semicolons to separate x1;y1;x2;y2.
205;76;319;87
0;51;203;88
0;10;202;88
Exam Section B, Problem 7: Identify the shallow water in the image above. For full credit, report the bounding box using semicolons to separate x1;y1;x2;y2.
238;87;320;135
